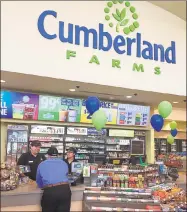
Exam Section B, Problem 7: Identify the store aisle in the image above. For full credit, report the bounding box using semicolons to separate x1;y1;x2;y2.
1;201;82;212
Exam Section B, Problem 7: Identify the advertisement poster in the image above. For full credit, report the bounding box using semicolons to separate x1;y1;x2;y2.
38;95;82;122
117;104;150;126
59;97;82;122
1;90;39;120
38;95;61;121
80;100;118;125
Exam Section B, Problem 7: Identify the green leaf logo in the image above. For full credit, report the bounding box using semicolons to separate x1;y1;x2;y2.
120;19;129;26
104;0;140;35
112;13;121;21
120;8;126;20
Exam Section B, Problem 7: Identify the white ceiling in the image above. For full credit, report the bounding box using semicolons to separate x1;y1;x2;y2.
150;1;186;21
1;71;186;109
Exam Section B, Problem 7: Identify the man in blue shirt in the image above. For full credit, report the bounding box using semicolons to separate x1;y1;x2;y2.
36;147;71;212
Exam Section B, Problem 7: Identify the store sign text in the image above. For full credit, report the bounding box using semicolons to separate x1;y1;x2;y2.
37;10;177;75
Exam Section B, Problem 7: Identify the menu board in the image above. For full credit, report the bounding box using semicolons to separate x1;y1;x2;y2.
38;95;82;122
117;104;150;126
131;139;145;155
1;90;39;120
80;100;118;125
2;90;151;127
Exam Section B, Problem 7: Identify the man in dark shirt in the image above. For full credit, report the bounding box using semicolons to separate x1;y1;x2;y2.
17;141;45;181
64;147;78;174
36;147;71;212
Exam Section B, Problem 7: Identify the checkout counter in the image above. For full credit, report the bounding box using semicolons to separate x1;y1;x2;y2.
1;162;86;208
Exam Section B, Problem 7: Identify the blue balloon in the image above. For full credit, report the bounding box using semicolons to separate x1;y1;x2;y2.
150;114;164;132
85;96;100;115
171;129;178;137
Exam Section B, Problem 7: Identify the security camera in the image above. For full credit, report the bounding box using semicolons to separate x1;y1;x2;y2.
76;86;80;89
134;93;138;96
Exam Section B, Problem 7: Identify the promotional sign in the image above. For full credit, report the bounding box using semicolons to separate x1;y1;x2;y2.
87;128;107;136
1;90;39;120
59;97;82;122
38;95;82;122
31;125;65;135
67;127;88;135
38;95;61;121
81;100;118;125
117;104;150;126
109;129;134;137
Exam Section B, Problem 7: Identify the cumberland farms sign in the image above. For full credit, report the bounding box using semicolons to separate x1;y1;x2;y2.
37;1;176;75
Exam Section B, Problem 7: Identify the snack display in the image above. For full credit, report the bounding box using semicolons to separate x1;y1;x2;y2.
91;164;165;188
1;162;19;191
157;153;183;168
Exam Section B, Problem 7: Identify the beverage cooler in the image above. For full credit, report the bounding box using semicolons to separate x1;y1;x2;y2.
6;125;29;163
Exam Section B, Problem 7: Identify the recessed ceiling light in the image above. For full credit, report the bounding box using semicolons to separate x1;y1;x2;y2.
1;80;6;83
126;96;132;99
69;89;76;92
173;101;178;104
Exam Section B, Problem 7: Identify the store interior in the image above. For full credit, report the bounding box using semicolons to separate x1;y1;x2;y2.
1;70;186;211
1;0;186;211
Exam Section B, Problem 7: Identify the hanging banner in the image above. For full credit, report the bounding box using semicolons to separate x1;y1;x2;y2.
38;95;82;122
117;104;150;126
80;100;118;125
1;90;39;120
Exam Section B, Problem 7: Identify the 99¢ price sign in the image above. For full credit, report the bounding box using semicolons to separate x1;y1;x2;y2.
38;95;61;121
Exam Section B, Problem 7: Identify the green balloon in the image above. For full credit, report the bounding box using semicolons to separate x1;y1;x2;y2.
170;121;177;130
167;134;174;144
158;101;172;118
92;110;107;130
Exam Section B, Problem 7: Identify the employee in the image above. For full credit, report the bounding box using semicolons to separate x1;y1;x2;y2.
64;147;78;174
36;147;71;212
17;141;45;181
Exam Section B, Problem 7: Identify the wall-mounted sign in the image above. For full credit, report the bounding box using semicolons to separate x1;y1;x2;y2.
109;129;134;137
67;127;88;135
81;100;118;125
87;128;107;136
38;95;82;122
1;90;39;120
31;125;65;135
117;104;150;126
7;125;28;131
